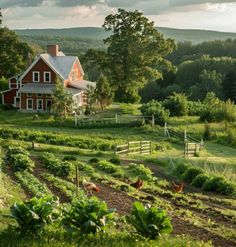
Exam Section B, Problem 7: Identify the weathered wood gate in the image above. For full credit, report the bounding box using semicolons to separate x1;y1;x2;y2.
114;140;151;155
184;142;203;157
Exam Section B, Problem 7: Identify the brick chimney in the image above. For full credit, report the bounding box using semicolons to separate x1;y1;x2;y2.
47;44;59;56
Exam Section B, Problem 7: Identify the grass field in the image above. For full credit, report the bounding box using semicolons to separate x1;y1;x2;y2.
0;105;236;247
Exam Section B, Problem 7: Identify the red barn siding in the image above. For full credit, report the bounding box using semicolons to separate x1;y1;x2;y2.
3;89;17;105
21;58;57;84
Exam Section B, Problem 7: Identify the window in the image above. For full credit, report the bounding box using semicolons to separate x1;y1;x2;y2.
37;99;43;110
46;99;52;111
33;72;40;82
27;93;32;97
37;94;42;97
27;99;33;110
44;72;51;83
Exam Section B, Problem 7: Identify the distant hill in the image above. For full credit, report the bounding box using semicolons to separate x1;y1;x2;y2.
15;27;236;44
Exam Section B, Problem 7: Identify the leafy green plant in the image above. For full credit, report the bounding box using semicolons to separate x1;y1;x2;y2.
109;157;121;165
191;173;211;188
182;167;204;183
5;146;29;164
62;155;77;161
10;153;35;172
10;196;59;233
41;152;71;177
126;202;172;239
89;157;100;164
62;196;115;234
128;163;154;181
173;163;190;177
95;160;122;174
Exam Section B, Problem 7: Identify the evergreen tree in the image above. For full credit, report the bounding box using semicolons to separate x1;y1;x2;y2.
95;75;113;110
52;78;74;119
223;71;236;102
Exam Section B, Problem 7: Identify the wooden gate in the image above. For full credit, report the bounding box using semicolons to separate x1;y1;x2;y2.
114;141;151;155
184;142;202;157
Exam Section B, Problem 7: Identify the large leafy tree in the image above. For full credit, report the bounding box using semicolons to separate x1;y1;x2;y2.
0;9;33;78
95;74;113;110
103;9;176;103
52;78;74;119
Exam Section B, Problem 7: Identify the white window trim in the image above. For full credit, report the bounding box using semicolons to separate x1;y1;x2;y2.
44;71;51;83
33;71;40;82
37;99;43;110
46;99;52;111
27;98;33;110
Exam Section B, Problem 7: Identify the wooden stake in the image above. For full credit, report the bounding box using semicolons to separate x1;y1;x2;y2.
76;166;79;196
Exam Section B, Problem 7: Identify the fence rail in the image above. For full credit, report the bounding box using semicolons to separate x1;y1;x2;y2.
114;140;151;155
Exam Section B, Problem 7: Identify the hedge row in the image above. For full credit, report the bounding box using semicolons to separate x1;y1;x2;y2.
174;163;236;196
0;128;115;151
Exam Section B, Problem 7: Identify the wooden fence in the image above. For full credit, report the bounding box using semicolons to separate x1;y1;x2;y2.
114;140;152;155
184;142;203;157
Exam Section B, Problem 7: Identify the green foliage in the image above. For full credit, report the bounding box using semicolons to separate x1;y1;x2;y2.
15;171;52;197
77;161;95;175
52;77;74;119
41;152;71;177
173;163;190;177
10;196;59;233
187;101;204;116
128;163;154;181
0;128;114;151
203;176;236;195
163;93;189;116
5;146;34;172
203;121;212;140
109;157;121;165
0;76;8;91
200;92;236;123
62;155;77;161
89;157;100;164
95;160;122;174
102;8;176;103
140;100;170;126
126;202;172;239
95;74;114;110
223;71;236;102
191;173;211;188
62;196;115;234
182;167;204;183
0;27;33;78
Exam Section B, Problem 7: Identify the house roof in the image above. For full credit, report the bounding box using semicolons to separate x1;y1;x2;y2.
69;80;96;90
18;83;82;96
18;83;55;94
20;51;84;82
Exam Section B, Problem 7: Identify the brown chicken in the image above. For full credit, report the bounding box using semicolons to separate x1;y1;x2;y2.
130;178;144;191
83;180;100;195
172;181;184;193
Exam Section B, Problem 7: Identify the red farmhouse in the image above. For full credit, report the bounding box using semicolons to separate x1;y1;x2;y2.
1;45;95;112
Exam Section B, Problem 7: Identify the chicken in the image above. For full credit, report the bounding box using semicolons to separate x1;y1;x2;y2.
130;178;144;191
83;180;100;195
172;181;184;193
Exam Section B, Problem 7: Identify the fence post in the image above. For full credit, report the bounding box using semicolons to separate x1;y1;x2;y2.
184;130;187;142
114;144;117;155
149;141;152;154
115;114;118;124
164;122;167;137
140;141;142;154
127;140;130;154
200;139;204;150
75;166;79;196
151;115;155;127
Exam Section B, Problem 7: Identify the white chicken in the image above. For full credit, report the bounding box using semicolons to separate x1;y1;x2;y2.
83;180;100;195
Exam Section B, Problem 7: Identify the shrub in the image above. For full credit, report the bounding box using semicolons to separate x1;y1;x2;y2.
163;93;189;116
63;155;77;161
109;157;121;165
126;202;172;239
173;163;190;177
89;157;100;164
140;100;170;126
10;196;59;233
203;176;236;195
62;196;115;234
128;163;153;181
182;167;204;183
191;173;211;188
95;160;121;174
5;146;29;164
77;161;95;175
188;101;204;116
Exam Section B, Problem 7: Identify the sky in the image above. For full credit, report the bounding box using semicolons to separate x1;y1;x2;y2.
1;0;236;32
